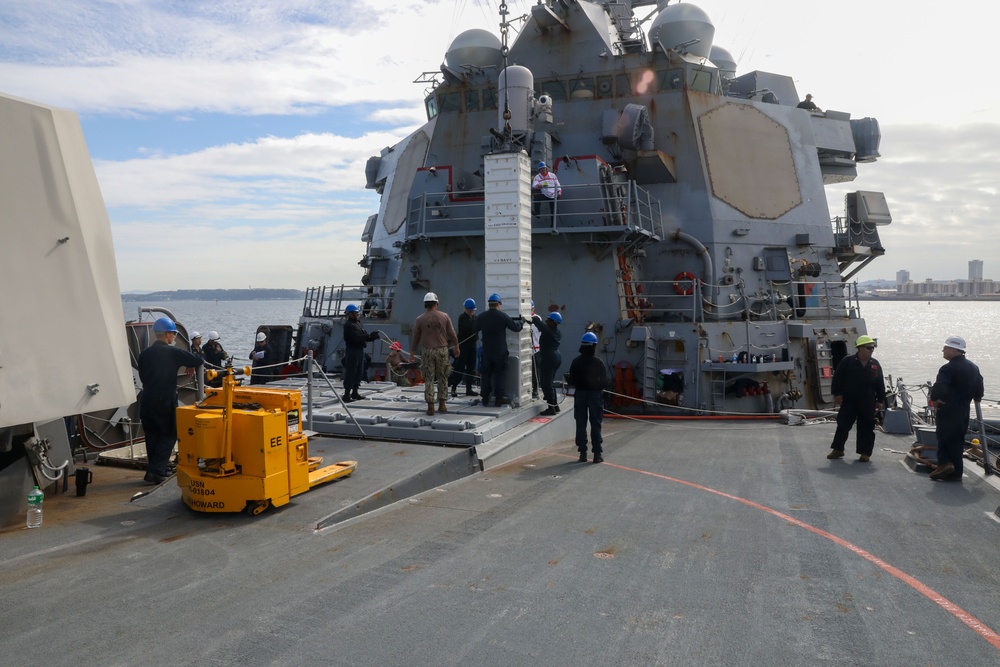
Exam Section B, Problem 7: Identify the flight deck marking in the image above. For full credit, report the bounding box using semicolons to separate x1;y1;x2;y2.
568;455;1000;652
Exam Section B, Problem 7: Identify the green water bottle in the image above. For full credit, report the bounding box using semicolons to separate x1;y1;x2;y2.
26;485;43;529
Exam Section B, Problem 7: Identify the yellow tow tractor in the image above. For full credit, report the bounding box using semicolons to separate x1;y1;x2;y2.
175;364;356;515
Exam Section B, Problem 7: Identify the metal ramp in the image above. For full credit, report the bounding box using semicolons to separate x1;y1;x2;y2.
262;378;552;446
313;408;576;530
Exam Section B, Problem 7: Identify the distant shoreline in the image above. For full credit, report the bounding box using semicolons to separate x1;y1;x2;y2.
122;290;1000;303
859;295;1000;301
121;289;310;302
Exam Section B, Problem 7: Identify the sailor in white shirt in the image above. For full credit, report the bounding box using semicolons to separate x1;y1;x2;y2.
531;161;562;220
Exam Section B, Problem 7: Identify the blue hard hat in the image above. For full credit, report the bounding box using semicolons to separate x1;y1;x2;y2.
487;293;502;304
152;317;177;333
537;162;546;169
547;312;562;324
581;332;599;344
464;298;476;310
345;304;360;313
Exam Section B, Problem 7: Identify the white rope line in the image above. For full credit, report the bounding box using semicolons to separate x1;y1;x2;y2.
601;407;790;431
602;388;780;418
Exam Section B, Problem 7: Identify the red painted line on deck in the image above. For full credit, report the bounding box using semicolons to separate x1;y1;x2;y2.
574;456;1000;651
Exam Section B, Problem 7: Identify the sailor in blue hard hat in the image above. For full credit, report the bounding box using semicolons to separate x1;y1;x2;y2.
451;298;480;397
567;330;609;463
532;161;562;220
475;293;524;407
531;308;564;415
137;317;203;484
152;316;177;334
342;302;383;402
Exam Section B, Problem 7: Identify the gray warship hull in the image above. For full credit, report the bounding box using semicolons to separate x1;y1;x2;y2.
283;0;890;424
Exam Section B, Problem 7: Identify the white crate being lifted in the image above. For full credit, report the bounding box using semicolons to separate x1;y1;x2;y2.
483;151;534;405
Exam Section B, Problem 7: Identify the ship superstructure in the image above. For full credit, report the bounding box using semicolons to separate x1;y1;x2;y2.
292;0;890;415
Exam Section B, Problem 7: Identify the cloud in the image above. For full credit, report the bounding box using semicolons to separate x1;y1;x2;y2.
95;130;404;207
370;106;427;126
830;123;1000;280
112;217;368;291
0;1;499;115
98;130;400;291
3;0;997;290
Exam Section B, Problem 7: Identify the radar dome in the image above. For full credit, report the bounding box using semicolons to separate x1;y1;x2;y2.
445;29;503;71
498;65;534;132
709;45;737;79
651;3;715;59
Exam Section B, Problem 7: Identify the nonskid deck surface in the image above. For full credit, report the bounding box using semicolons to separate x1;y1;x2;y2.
0;436;471;546
3;420;999;666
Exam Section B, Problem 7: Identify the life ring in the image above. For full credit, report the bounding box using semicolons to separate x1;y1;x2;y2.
673;271;698;296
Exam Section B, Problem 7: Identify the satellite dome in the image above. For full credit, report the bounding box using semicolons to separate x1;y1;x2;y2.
651;3;715;59
445;29;503;71
709;45;737;79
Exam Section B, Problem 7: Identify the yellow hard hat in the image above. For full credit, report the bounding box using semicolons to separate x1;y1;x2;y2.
855;335;875;348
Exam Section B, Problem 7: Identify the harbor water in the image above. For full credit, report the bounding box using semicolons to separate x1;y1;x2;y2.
122;298;303;373
123;298;1000;403
860;300;999;403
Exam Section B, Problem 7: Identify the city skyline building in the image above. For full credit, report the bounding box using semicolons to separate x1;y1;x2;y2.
891;259;997;296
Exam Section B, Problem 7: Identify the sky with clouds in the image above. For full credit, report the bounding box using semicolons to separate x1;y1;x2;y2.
1;0;996;291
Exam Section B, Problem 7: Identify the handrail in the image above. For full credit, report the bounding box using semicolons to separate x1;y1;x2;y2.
302;283;397;319
405;180;662;240
302;278;862;325
620;279;861;324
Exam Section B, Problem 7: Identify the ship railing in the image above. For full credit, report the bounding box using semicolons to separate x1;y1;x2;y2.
301;283;397;319
405;181;662;242
621;279;861;323
832;215;883;251
620;278;703;323
790;280;862;320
